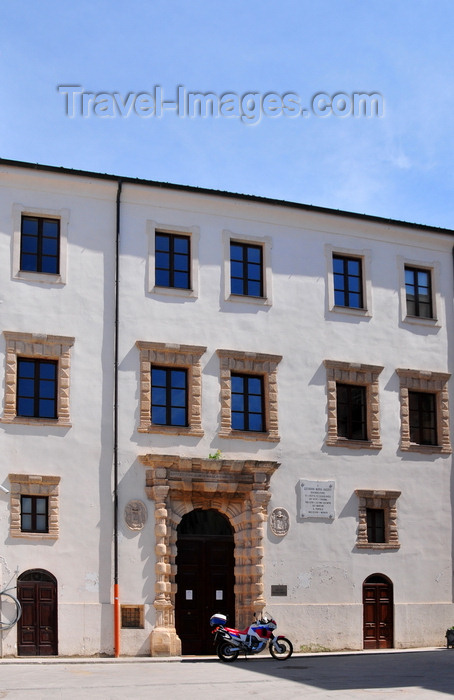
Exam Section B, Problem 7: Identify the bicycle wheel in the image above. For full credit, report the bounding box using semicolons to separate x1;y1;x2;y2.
0;591;22;630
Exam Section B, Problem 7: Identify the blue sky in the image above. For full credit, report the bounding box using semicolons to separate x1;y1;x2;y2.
1;0;453;229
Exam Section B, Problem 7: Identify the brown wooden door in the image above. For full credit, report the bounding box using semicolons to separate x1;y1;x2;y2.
363;575;393;649
17;571;58;656
175;510;235;655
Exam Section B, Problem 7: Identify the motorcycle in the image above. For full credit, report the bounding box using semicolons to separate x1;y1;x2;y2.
210;612;293;662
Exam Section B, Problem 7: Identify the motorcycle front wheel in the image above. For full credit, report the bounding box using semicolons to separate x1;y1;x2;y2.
269;637;293;660
217;641;240;662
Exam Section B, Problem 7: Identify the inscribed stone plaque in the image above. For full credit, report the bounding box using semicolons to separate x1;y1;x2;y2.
124;500;147;530
299;480;335;519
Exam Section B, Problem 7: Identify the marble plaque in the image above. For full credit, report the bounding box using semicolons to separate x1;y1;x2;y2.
300;480;335;519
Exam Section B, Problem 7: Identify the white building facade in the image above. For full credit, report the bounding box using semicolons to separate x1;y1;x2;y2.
0;159;453;657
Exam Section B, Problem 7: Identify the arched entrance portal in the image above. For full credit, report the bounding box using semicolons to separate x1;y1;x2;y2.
175;509;235;654
140;453;280;656
17;569;58;656
363;574;393;649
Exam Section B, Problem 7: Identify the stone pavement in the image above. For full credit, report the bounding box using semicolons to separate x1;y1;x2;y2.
0;648;453;699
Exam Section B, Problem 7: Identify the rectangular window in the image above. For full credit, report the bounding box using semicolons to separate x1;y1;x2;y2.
405;266;433;318
366;508;385;543
231;373;264;432
121;605;144;629
20;216;60;274
333;255;363;309
21;495;49;533
409;391;437;445
155;232;190;289
17;358;58;419
151;366;188;427
336;383;367;441
230;242;263;297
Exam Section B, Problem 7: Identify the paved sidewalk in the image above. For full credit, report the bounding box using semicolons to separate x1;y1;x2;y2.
1;647;454;699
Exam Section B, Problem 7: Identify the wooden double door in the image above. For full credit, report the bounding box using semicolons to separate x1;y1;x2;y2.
17;570;58;656
363;575;393;649
175;509;235;655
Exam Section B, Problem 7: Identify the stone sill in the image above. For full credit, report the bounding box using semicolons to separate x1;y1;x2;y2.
0;417;71;427
356;543;400;550
219;430;280;442
138;425;204;438
326;438;382;450
10;532;58;540
400;444;451;455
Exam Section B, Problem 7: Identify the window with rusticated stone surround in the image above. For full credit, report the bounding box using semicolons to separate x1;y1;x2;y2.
396;368;451;454
136;341;206;436
1;332;75;426
355;489;401;550
217;349;282;441
324;360;383;450
9;474;60;540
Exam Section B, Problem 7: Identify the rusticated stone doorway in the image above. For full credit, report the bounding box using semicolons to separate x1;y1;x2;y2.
139;454;280;657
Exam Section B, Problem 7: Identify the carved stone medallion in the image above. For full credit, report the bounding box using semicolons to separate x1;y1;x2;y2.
125;500;147;531
269;507;290;536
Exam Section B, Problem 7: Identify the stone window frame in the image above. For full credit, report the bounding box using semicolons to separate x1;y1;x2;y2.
136;341;206;436
355;489;401;550
397;256;441;328
396;368;451;454
9;474;60;540
217;349;282;441
147;220;199;298
1;332;75;427
223;230;273;306
12;203;69;285
324;360;383;450
325;244;372;318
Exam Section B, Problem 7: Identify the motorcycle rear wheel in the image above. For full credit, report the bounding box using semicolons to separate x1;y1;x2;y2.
217;641;240;662
269;637;293;660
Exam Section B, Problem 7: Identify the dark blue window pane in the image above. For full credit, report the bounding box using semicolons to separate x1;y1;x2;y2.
247;263;261;280
230;261;243;278
174;253;189;272
36;514;47;531
173;272;189;288
155;251;170;269
247;247;261;263
155;269;170;287
22;497;32;512
21;254;37;271
39;399;56;418
333;257;344;273
347;259;360;275
155;234;170;251
248;281;261;296
18;398;34;416
172;370;186;388
333;273;345;290
349;277;360;292
41;257;59;273
152;406;167;424
248;414;263;431
232;394;244;411
171;408;186;425
248;395;262;413
248;377;262;394
18;379;34;397
42;238;58;256
40;363;56;379
174;237;189;254
22;219;38;235
151;369;167;386
43;221;59;238
231;376;244;392
230;244;243;261
231;278;243;295
39;381;56;399
171;389;186;407
152;388;166;406
231;413;245;430
21;236;38;253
